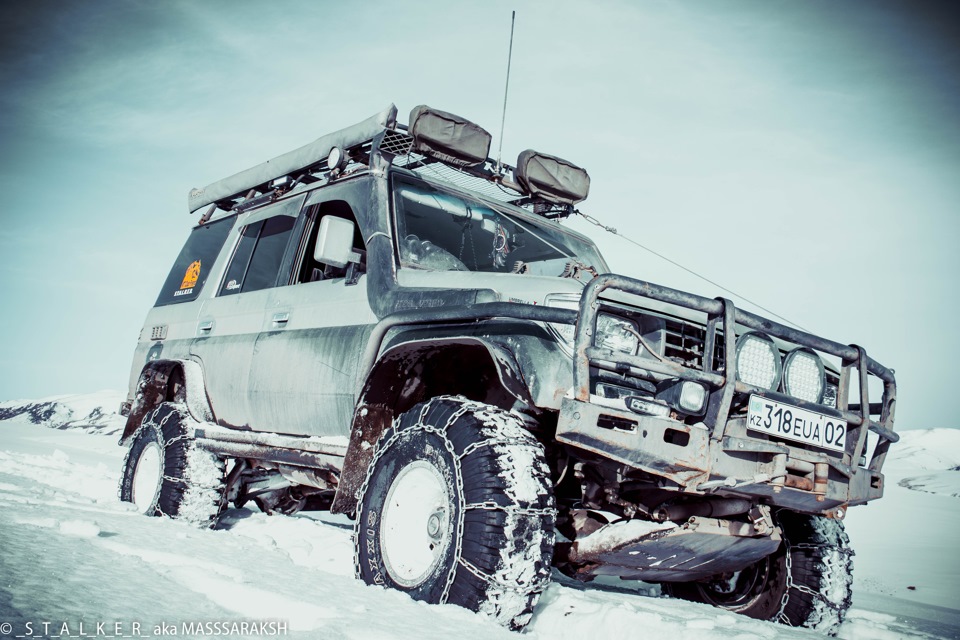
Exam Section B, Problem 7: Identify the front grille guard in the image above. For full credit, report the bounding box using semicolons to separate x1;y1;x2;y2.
572;274;898;479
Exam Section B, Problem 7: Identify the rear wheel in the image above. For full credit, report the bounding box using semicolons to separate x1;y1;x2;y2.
355;396;555;629
663;511;853;635
119;403;226;528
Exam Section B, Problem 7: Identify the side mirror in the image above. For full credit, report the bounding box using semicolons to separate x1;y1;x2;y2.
314;217;360;268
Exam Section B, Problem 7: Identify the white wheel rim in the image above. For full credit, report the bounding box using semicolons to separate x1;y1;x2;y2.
132;441;163;513
380;460;452;587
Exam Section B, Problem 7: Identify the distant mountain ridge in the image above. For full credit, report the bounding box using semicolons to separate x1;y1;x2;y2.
0;391;126;435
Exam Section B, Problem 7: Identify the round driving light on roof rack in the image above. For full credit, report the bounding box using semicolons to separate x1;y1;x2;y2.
783;348;825;403
735;332;782;391
327;146;347;172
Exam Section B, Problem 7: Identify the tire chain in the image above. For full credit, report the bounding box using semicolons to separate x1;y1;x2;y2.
458;436;535;460
456;556;552;595
118;406;192;505
463;501;557;517
775;539;855;624
353;396;555;608
353;396;467;605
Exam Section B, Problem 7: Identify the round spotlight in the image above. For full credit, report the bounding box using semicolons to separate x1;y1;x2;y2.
735;332;782;391
327;146;347;172
783;348;825;403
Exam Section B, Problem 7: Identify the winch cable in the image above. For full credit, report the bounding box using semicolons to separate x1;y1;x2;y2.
575;209;811;333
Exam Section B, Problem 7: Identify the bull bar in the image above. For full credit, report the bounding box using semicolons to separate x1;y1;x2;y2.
564;274;898;505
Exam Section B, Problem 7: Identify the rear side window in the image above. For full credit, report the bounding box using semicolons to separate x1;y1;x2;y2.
220;215;296;295
155;216;236;306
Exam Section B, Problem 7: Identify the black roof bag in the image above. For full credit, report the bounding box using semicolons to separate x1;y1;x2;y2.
408;105;492;168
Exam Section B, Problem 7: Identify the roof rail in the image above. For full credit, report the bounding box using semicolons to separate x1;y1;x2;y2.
187;104;398;213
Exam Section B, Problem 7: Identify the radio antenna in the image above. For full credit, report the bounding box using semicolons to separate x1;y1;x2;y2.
496;11;516;173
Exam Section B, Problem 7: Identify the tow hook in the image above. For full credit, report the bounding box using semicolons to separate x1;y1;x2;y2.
825;505;847;520
748;505;775;534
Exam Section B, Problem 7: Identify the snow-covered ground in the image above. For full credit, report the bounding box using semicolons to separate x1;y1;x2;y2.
1;393;958;639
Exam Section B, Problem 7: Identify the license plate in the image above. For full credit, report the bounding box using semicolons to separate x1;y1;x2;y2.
747;396;847;453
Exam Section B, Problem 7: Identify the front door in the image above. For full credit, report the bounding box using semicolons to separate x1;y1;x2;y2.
245;199;378;437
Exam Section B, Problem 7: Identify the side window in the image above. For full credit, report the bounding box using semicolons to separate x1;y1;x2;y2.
294;200;366;284
220;215;296;296
219;222;261;295
155;216;236;306
242;215;296;292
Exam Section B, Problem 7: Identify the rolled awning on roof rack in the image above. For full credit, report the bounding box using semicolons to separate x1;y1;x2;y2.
187;104;398;213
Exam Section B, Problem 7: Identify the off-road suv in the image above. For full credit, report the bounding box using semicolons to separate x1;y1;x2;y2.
119;104;898;633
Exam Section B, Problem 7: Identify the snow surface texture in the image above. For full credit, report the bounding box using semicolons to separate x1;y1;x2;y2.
0;393;958;639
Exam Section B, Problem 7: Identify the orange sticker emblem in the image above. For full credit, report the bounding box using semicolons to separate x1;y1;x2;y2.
179;260;201;290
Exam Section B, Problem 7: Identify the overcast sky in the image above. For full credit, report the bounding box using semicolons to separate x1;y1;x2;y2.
1;0;958;432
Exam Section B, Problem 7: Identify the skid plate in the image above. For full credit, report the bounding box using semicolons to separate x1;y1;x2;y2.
568;516;782;582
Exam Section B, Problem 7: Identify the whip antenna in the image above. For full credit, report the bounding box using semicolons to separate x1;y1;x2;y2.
496;11;516;172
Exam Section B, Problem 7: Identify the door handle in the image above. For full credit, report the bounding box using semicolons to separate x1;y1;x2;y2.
272;312;290;325
198;320;213;333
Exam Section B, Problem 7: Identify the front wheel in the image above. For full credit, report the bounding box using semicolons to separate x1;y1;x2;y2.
355;397;555;630
663;510;853;635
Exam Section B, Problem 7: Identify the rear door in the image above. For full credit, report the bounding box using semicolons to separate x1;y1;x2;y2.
191;195;305;428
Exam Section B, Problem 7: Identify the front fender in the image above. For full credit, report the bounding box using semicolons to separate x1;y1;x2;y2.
331;337;532;515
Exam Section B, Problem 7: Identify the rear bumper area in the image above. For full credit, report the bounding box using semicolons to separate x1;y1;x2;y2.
557;397;884;514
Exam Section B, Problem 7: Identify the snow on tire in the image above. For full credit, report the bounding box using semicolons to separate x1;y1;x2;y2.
663;510;853;636
354;396;556;630
119;402;226;528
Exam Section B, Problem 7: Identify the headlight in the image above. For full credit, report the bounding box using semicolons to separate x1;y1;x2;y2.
596;314;640;355
783;348;825;403
656;379;707;415
544;294;580;347
735;332;782;391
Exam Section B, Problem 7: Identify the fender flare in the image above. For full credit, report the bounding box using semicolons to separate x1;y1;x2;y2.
120;358;214;445
331;337;533;515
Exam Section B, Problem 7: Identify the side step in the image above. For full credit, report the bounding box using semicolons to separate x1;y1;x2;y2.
194;425;346;473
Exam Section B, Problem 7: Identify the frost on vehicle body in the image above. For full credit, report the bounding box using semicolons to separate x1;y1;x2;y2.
118;103;898;634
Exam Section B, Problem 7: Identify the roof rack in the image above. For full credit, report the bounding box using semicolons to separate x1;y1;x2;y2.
187;103;580;221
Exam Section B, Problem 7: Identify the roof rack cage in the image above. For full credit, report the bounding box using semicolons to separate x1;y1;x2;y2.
186;103;575;218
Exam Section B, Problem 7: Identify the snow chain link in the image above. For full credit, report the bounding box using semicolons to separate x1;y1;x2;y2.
458;436;533;460
775;540;855;624
463;501;557;517
352;397;557;607
457;556;551;595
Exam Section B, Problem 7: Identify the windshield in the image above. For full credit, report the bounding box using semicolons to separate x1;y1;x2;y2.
393;177;605;279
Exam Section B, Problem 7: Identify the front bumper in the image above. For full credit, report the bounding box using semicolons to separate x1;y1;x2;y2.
558;274;898;514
